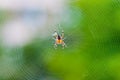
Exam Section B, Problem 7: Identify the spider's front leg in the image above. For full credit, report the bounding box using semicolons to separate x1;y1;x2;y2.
61;30;64;39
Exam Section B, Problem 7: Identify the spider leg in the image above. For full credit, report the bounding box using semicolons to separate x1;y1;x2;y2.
54;43;57;49
61;30;64;39
62;41;67;49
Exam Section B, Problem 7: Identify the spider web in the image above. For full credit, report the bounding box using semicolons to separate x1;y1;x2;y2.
0;0;83;80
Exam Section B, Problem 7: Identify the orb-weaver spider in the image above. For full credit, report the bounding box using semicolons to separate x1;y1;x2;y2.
52;30;66;49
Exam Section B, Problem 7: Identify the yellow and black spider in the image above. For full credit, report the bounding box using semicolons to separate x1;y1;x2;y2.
53;30;66;49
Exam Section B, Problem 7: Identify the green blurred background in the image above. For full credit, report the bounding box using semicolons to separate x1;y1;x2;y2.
0;0;120;80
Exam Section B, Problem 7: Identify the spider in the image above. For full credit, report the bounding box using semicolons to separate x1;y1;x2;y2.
52;30;66;49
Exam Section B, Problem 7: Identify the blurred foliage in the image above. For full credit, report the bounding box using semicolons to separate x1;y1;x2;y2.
0;0;120;80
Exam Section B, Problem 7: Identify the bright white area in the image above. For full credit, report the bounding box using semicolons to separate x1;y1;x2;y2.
0;0;68;47
0;0;65;13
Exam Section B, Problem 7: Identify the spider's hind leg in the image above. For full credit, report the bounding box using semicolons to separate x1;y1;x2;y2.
54;43;57;49
62;42;67;49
